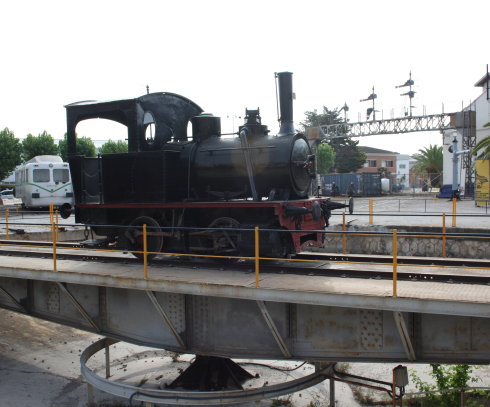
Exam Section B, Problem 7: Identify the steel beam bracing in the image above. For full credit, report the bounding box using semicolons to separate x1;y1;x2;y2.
57;282;101;333
146;290;187;350
0;283;27;313
392;311;416;362
256;300;291;358
2;257;490;363
318;113;454;139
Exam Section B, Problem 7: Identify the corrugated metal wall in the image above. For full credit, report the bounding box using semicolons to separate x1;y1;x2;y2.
320;173;381;197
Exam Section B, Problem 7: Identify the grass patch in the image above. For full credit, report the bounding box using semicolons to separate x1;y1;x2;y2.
137;376;148;387
271;394;292;407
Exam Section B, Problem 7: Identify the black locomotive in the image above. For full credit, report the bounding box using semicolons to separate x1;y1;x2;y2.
62;72;352;258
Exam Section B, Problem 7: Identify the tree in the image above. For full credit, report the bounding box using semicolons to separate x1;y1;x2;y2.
58;133;96;162
0;128;22;182
410;364;486;407
315;143;336;174
300;106;344;130
98;139;128;155
471;122;490;160
412;144;443;187
377;167;390;178
328;137;367;173
301;106;366;173
21;131;59;162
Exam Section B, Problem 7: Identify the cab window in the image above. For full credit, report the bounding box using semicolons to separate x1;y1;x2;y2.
33;169;50;182
53;169;69;183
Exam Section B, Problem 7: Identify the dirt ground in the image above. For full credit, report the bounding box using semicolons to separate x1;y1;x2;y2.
2;307;490;407
0;308;346;407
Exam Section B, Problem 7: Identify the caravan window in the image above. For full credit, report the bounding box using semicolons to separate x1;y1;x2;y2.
53;169;69;183
33;169;50;182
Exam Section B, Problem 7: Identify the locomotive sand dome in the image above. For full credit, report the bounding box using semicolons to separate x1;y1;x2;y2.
61;72;352;258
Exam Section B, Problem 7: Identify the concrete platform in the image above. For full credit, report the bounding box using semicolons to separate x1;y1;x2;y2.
1;251;489;318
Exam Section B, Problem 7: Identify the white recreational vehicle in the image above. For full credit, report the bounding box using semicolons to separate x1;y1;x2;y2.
15;155;74;208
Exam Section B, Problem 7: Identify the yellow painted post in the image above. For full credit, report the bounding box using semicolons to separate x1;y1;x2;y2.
442;213;446;258
6;207;9;240
49;203;54;234
452;198;456;227
143;224;148;279
255;227;259;287
56;210;59;242
342;212;346;254
434;192;437;202
52;220;57;271
393;229;397;297
369;198;373;225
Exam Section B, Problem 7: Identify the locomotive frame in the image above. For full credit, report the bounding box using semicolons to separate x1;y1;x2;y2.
62;72;352;258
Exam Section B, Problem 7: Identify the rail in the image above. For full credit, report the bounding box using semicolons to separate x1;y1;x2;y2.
1;215;490;296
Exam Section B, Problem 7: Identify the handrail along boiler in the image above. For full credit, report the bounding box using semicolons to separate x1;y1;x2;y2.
61;72;352;258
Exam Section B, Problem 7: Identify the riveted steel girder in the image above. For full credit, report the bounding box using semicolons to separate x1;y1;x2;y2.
318;113;454;139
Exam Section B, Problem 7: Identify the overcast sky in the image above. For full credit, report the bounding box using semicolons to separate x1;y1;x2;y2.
1;0;487;155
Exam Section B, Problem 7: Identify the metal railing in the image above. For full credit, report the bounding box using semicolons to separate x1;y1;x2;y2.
1;216;490;297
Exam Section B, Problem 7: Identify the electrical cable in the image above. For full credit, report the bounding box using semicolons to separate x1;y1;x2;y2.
239;360;308;372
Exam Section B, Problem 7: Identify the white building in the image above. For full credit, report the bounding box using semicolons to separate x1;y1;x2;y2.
396;154;410;185
442;70;490;191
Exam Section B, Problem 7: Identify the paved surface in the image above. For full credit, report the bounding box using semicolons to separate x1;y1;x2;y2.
0;208;80;238
329;196;490;229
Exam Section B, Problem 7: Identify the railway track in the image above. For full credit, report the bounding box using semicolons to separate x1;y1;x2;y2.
1;239;489;286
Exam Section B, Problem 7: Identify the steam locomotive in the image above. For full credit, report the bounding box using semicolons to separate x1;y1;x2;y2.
62;72;352;258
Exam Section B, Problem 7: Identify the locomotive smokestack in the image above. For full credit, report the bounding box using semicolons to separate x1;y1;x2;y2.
276;71;295;136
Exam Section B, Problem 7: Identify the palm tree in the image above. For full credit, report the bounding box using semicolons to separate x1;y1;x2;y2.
411;144;443;188
471;122;490;159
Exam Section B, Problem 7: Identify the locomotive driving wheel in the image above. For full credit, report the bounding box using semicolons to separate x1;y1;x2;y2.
122;216;163;260
208;217;240;254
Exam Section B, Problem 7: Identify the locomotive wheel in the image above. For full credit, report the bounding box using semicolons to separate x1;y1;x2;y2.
208;217;240;254
123;216;163;260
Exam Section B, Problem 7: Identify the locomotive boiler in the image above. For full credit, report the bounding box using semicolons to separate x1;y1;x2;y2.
62;72;352;258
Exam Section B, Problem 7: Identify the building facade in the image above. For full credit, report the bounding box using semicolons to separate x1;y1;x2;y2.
358;146;399;174
442;70;490;192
